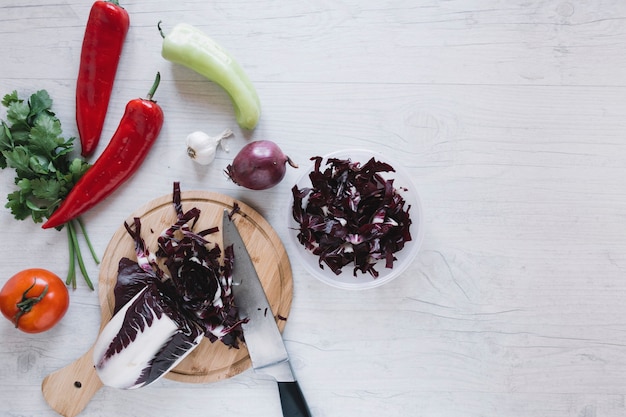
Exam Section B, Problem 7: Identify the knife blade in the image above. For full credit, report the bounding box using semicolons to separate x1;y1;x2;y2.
222;210;312;417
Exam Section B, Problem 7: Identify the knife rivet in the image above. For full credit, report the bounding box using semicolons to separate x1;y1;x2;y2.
74;381;82;388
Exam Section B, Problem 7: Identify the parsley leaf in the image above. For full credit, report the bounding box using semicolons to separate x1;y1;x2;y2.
29;113;63;156
1;90;90;220
31;177;62;202
28;90;53;120
6;190;31;221
7;100;30;128
3;146;32;178
1;91;19;107
1;89;97;289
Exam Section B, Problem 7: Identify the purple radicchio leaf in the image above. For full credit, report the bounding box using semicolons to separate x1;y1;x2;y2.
94;182;246;389
292;156;413;277
94;279;205;389
113;257;159;315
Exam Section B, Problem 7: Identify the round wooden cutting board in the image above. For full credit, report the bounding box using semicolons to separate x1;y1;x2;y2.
42;190;293;417
98;190;293;382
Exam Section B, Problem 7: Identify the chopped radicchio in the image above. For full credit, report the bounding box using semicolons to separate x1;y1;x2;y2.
292;156;413;277
93;182;245;389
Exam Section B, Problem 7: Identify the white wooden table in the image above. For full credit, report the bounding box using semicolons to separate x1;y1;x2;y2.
2;1;626;416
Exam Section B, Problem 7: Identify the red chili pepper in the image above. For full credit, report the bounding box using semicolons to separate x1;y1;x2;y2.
43;73;164;230
76;0;130;157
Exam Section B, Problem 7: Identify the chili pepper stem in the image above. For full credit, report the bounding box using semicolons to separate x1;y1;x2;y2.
146;72;161;101
13;278;49;328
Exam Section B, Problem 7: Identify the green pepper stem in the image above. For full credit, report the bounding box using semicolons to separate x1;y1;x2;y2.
146;72;161;101
13;279;49;328
157;21;166;39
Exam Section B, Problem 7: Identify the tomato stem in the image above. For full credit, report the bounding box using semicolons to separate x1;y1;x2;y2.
13;278;49;328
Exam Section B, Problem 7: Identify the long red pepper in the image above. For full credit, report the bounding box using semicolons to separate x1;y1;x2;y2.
43;73;164;230
76;0;129;157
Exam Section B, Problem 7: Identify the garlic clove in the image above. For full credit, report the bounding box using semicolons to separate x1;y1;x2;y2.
186;129;233;165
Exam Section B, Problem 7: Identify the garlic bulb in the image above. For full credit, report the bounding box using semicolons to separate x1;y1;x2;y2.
186;129;233;165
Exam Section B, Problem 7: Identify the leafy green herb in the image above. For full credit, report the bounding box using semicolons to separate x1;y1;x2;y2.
0;90;98;289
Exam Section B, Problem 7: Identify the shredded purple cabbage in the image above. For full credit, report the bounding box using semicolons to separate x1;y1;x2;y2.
118;182;245;345
292;156;413;277
95;183;247;389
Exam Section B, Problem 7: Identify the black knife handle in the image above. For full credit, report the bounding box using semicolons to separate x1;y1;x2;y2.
278;381;312;417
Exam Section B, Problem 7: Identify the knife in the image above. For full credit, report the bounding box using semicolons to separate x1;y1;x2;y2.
222;210;312;417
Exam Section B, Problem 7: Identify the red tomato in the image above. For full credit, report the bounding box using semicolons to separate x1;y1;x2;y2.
0;268;69;333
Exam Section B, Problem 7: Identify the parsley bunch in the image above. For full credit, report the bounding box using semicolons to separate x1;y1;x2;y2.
0;90;98;289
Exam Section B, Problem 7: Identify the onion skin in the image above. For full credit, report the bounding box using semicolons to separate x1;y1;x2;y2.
226;140;297;190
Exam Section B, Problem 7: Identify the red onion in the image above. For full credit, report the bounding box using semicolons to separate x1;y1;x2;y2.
225;140;298;190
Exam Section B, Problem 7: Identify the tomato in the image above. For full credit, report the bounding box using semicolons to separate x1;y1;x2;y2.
0;268;69;333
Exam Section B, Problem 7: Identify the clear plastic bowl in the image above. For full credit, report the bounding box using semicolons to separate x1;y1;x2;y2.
286;149;425;290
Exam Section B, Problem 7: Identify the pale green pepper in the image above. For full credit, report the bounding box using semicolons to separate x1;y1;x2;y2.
159;22;261;130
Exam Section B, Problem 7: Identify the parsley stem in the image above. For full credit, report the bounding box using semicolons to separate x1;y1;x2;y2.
68;220;94;290
76;217;100;264
66;226;77;289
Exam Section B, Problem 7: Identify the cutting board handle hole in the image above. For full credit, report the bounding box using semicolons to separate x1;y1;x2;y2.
74;381;82;388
